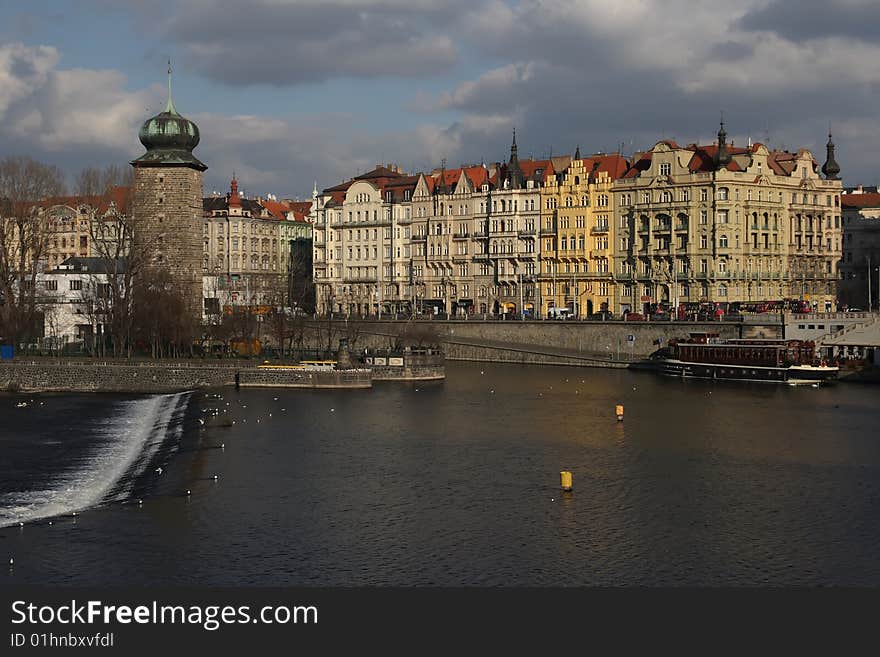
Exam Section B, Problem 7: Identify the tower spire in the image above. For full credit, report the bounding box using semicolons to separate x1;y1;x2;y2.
229;173;241;208
165;59;178;115
506;127;524;189
822;130;841;180
716;112;730;168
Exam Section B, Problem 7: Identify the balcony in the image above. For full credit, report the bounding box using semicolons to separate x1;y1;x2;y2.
518;228;537;237
343;276;378;283
590;226;609;235
539;228;557;236
452;233;470;241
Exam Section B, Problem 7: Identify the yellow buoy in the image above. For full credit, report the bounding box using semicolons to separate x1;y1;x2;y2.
560;471;573;492
616;404;624;421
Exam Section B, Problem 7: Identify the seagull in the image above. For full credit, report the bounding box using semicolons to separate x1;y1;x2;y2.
198;419;205;425
273;397;278;401
213;475;219;481
8;558;12;567
221;443;225;449
186;490;191;496
155;467;163;475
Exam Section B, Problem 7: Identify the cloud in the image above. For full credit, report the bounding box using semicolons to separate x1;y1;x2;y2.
157;0;465;85
738;0;880;42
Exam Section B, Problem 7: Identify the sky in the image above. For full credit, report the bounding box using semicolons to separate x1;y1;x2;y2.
0;0;878;199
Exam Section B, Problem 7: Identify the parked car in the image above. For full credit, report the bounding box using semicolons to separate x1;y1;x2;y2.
624;312;644;321
588;311;614;321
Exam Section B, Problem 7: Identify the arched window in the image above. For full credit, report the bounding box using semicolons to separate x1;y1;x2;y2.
578;236;585;250
719;234;728;248
561;236;567;250
718;187;729;200
719;283;728;297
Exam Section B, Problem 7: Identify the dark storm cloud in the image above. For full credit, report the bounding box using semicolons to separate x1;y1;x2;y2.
161;0;466;85
739;0;880;42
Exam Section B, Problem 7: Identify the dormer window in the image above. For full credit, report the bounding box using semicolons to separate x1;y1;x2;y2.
659;163;671;176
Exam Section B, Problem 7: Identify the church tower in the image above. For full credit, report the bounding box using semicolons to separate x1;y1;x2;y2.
131;64;207;321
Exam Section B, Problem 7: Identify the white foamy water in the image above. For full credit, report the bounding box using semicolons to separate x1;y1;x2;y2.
0;392;190;528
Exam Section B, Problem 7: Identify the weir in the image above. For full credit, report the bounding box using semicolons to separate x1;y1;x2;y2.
0;392;190;528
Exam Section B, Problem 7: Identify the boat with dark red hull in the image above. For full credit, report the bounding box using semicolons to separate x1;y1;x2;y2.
646;332;838;385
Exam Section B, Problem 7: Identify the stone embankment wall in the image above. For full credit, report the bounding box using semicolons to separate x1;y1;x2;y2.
239;368;372;389
1;361;236;393
0;361;375;393
298;320;763;366
364;351;445;381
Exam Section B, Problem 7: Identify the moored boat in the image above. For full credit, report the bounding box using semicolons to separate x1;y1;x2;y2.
646;332;838;384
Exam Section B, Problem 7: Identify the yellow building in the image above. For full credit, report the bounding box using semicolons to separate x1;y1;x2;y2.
539;152;628;317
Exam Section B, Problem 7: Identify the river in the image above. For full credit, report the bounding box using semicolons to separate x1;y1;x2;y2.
2;362;879;585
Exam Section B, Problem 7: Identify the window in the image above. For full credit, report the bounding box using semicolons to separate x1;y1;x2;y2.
719;283;728;297
700;188;708;202
717;187;729;201
70;279;82;291
659;163;671;176
719;234;728;248
46;280;58;291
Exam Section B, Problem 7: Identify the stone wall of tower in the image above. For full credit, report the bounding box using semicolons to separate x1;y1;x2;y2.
132;165;204;321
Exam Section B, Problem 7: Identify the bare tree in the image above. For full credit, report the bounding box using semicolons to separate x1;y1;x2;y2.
0;156;66;349
75;165;138;356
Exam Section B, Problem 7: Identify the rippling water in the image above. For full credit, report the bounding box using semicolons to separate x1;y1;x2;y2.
2;362;879;586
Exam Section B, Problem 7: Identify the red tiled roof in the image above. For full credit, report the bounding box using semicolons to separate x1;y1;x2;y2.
580;154;629;180
842;193;880;209
40;186;131;214
260;199;288;221
518;158;553;183
355;165;403;181
622;152;652;178
288;201;312;222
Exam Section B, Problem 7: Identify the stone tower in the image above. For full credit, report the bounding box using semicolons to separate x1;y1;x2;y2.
131;66;207;322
